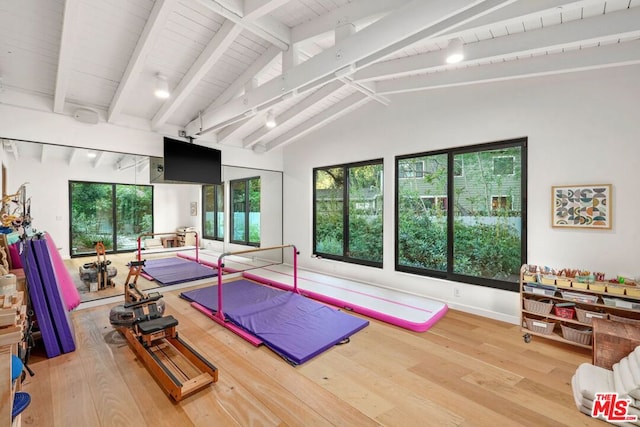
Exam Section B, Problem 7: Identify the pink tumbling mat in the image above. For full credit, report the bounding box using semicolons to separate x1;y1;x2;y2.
45;233;80;311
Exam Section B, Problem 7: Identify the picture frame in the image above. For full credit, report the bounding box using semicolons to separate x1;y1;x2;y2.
551;184;612;229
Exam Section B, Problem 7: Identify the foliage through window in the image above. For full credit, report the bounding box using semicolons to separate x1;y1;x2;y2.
314;160;383;267
395;138;526;291
202;184;224;240
453;158;463;177
230;177;260;246
69;181;153;256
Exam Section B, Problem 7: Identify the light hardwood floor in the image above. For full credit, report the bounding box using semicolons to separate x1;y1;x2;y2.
18;281;604;427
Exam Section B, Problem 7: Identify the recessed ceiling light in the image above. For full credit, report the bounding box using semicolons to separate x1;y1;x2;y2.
445;38;465;64
154;73;170;99
265;110;276;128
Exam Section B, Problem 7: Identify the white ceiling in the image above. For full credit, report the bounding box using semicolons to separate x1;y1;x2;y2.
1;0;639;154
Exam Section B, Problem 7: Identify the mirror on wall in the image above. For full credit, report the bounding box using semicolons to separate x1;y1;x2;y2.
1;138;283;304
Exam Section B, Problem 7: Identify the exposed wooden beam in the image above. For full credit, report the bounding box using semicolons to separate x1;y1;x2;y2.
194;0;290;50
67;148;79;166
151;20;242;130
216;116;255;143
187;0;502;136
376;40;640;95
108;0;177;123
244;0;289;20
266;92;370;151
441;0;602;37
356;6;640;81
93;151;105;168
291;0;411;44
243;80;345;148
54;0;81;113
193;45;281;138
355;0;517;68
338;78;389;106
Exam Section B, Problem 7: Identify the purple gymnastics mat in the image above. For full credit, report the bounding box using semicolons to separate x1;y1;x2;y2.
142;257;216;286
21;237;76;357
181;280;369;365
21;239;61;358
32;238;75;354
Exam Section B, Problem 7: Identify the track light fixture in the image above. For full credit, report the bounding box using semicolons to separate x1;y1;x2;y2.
445;38;465;64
154;73;170;99
265;110;276;129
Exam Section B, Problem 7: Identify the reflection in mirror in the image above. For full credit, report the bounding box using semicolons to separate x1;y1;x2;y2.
1;139;283;305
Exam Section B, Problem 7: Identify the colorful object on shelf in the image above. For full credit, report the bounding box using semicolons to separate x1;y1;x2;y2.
553;302;576;319
11;354;23;383
12;391;31;418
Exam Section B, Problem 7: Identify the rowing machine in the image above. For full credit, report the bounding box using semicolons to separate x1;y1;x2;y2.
110;260;218;401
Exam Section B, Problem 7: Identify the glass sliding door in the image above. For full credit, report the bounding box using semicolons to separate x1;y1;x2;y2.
69;182;114;255
69;181;153;256
230;177;261;246
115;184;153;251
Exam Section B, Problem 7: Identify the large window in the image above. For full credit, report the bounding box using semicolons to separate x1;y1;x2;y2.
202;184;224;241
230;177;260;246
313;160;383;267
396;138;526;291
69;181;153;256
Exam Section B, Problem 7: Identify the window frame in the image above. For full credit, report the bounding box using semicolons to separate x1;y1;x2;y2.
313;158;384;268
229;176;261;246
202;183;224;241
394;138;527;292
69;180;154;257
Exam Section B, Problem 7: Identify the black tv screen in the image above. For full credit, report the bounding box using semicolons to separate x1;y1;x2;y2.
163;137;222;185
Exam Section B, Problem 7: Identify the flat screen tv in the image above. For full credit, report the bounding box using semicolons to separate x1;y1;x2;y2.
163;137;222;185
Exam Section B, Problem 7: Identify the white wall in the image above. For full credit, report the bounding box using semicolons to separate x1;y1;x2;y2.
0;101;284;257
4;151;200;257
0;101;284;170
282;64;640;324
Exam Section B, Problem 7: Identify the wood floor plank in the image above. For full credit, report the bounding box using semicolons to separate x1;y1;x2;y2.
20;256;604;426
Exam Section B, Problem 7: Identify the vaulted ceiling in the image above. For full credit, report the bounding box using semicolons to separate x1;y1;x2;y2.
1;0;639;153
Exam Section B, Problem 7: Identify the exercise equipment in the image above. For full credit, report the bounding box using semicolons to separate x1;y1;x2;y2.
109;260;165;327
141;257;216;286
181;245;369;365
178;246;449;333
79;241;116;291
110;260;217;401
21;235;76;358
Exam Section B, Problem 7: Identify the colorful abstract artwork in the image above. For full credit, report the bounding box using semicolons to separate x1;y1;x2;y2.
552;184;612;229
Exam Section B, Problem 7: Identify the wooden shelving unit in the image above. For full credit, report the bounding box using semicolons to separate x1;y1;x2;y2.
0;291;27;427
519;265;640;350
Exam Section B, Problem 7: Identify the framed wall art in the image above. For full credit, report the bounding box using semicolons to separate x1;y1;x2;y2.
551;184;612;229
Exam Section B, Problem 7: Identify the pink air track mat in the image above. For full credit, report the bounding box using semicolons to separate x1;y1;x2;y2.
178;250;448;332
